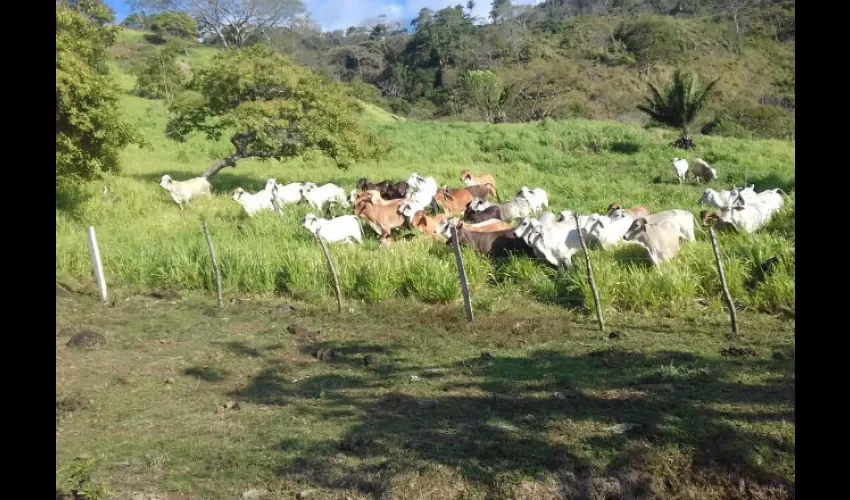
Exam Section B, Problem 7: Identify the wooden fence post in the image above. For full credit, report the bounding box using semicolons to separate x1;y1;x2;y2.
573;214;604;332
86;226;109;303
271;184;282;215
450;225;474;322
708;226;739;337
202;220;224;309
315;229;343;313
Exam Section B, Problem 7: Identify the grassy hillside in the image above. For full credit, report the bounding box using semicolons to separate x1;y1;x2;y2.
56;34;795;315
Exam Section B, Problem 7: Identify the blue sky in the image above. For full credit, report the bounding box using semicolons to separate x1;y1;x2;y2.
105;0;542;32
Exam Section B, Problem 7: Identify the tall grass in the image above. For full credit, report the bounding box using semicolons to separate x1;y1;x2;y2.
56;51;795;315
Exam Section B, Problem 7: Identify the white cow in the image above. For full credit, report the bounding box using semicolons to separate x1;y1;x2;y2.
159;174;212;209
671;158;689;184
399;199;429;223
232;187;275;216
623;217;683;267
302;214;364;244
405;173;439;208
265;179;304;206
517;186;549;213
646;209;698;242
697;188;735;209
301;182;349;211
690;158;718;183
718;203;774;233
514;217;582;268
586;214;636;249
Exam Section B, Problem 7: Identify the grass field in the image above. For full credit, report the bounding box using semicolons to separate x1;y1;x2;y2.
57;31;795;499
56;291;794;500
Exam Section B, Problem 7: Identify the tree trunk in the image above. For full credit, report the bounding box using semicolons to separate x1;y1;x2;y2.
202;154;240;179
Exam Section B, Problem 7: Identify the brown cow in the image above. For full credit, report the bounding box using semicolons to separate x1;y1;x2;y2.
460;169;500;201
445;220;533;259
353;190;406;240
434;185;491;215
411;210;447;239
606;202;650;219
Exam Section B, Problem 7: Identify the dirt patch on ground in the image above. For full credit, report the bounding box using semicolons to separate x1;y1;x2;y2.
66;330;107;349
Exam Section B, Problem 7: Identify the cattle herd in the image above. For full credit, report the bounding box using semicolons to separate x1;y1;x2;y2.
158;157;791;269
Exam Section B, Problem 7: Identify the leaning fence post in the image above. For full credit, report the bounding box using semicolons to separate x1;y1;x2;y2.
450;225;474;322
573;214;604;332
86;226;109;303
315;228;343;313
271;184;282;215
202;220;224;308
708;226;739;337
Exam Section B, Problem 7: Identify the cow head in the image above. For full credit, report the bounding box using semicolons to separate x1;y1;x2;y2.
623;218;648;241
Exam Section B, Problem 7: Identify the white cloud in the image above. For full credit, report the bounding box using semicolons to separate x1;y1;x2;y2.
304;0;542;32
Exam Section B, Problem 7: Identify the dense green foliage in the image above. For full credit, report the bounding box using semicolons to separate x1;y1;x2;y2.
132;43;188;102
167;45;383;174
637;69;719;142
149;11;198;40
56;0;137;188
127;0;791;138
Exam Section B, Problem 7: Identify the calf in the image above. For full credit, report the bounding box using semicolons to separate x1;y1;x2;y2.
460;169;500;201
434;185;491;214
498;197;535;221
445;220;532;258
606;202;650;219
623;217;683;267
463;203;501;224
353;190;406;239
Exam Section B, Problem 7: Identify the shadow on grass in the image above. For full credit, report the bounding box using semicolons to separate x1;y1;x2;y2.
748;172;795;194
227;340;794;498
184;365;230;382
609;141;641;155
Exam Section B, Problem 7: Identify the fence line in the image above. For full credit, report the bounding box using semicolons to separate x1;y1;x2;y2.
86;226;109;304
315;228;343;313
202;220;224;309
573;215;604;332
450;225;474;322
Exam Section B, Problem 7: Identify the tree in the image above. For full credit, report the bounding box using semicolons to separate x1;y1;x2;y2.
166;46;383;178
615;16;685;77
56;0;138;188
150;11;199;40
131;0;306;48
133;43;188;104
637;69;719;149
459;70;505;122
490;0;512;23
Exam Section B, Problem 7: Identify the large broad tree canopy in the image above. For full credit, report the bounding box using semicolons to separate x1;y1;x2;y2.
56;0;137;188
131;0;307;47
166;45;383;178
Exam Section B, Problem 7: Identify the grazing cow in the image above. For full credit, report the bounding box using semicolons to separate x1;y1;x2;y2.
606;203;650;219
459;169;500;201
671;158;689;184
302;182;349;211
445;220;532;258
730;188;789;214
690;158;718;183
353;190;406;240
728;184;758;205
302;214;364;244
399;199;431;224
623;217;683;267
517;187;549;213
514;217;582;268
355;178;409;199
410;210;447;238
265;179;304;206
557;210;599;230
434;185;491;214
463;203;501;224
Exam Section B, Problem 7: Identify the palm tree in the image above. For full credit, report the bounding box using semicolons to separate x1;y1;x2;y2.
637;69;719;150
